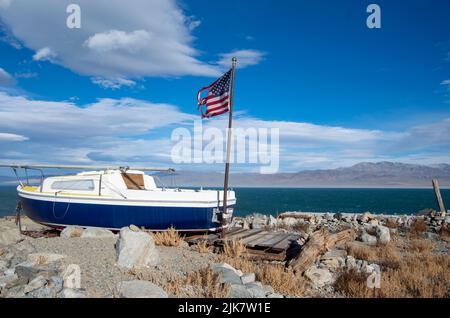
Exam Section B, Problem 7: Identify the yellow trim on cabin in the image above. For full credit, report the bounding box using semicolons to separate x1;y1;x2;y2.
54;192;113;197
20;186;112;197
21;185;39;192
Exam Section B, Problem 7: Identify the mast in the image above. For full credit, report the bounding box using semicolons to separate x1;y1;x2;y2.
222;57;237;237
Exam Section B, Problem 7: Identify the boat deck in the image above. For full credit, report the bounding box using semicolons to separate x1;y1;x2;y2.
186;228;302;261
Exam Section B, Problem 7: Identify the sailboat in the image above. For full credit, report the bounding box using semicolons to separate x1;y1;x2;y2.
1;164;235;232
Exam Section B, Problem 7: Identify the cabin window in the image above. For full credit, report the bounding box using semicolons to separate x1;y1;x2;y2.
51;179;95;191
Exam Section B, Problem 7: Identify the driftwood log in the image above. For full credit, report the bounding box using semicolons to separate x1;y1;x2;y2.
289;228;356;274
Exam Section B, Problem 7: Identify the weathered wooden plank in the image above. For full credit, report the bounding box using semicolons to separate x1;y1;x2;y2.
242;231;278;247
227;227;246;235
288;228;356;274
224;229;264;241
245;248;286;261
261;232;293;247
251;232;284;247
223;228;248;239
268;233;298;250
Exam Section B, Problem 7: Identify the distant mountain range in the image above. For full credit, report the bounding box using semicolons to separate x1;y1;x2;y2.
1;162;449;188
156;162;450;188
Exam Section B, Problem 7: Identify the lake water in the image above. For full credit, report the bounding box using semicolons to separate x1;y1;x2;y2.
1;185;448;217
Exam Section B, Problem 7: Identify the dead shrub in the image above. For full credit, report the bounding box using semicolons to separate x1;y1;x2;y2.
346;243;377;261
193;239;212;254
334;269;374;298
152;226;184;247
132;266;229;298
222;239;247;258
408;239;435;254
336;241;450;298
439;224;450;242
185;267;230;298
217;253;306;296
345;242;401;269
384;218;398;229
409;219;428;236
256;264;306;296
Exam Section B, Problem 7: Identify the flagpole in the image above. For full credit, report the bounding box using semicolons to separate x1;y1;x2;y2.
221;57;237;238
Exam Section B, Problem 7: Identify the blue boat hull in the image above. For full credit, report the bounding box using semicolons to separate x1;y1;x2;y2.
20;197;231;231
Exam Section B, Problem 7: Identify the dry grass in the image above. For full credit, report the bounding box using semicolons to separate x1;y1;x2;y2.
408;239;435;254
192;238;212;254
217;250;306;296
346;242;402;269
185;267;231;298
152;227;184;247
138;267;230;298
334;269;375;298
222;239;247;258
337;237;450;298
409;219;428;236
0;248;4;257
439;224;450;242
384;218;398;229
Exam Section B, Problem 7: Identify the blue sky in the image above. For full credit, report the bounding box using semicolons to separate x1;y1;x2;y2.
0;0;450;173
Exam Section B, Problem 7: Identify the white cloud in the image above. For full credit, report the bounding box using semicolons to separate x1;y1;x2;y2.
0;0;11;9
32;47;56;61
187;19;201;31
0;0;221;80
0;132;28;141
0;91;448;171
91;77;136;89
0;67;15;86
441;79;450;87
14;72;37;79
84;30;151;53
217;50;265;69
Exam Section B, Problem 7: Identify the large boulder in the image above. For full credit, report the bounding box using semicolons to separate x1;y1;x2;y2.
24;275;47;294
15;261;59;283
27;253;65;266
251;214;267;229
240;273;256;285
117;280;168;298
375;225;391;244
230;284;253;298
27;276;63;298
116;226;160;269
304;267;334;288
60;226;84;238
358;212;375;223
212;263;243;285
0;224;22;246
61;288;87;298
62;264;81;289
80;228;115;238
359;231;378;246
0;274;18;290
320;249;347;269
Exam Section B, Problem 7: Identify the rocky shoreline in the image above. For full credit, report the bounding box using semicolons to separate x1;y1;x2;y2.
0;210;449;298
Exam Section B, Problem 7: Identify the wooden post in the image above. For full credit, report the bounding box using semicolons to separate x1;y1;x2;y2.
221;57;237;238
432;179;446;217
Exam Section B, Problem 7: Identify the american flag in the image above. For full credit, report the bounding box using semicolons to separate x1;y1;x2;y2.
197;69;231;118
